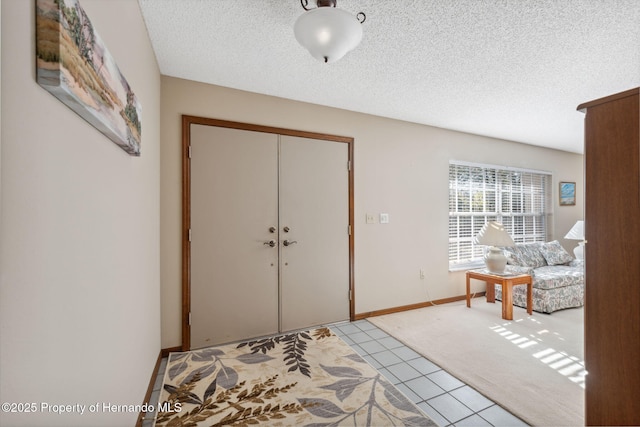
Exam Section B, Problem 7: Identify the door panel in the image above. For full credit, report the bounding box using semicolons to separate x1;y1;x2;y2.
279;135;350;331
190;125;279;348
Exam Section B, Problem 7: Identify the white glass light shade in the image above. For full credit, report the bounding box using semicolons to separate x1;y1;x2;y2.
294;7;362;63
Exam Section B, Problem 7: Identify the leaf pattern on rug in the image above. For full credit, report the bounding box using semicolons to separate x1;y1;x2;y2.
237;328;333;378
157;374;304;426
166;350;241;391
155;327;436;426
303;364;427;426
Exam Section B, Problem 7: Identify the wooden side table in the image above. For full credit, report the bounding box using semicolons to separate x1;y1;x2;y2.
466;269;533;320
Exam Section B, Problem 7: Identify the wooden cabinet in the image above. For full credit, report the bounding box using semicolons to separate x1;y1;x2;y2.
578;88;639;426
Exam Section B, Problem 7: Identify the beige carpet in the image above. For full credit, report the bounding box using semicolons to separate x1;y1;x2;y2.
369;300;585;426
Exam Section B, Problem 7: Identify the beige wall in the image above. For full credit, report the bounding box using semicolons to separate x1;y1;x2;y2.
0;1;160;426
161;76;584;348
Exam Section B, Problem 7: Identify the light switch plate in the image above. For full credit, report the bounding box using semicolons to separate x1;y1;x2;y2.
365;213;375;224
380;213;389;224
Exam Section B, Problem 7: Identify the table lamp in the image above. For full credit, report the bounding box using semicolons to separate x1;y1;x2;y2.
474;221;515;274
564;220;585;259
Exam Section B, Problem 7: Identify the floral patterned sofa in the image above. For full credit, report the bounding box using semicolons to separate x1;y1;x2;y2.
495;241;584;313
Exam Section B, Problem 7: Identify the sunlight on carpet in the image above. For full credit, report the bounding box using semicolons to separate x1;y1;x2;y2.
489;321;586;388
368;300;585;426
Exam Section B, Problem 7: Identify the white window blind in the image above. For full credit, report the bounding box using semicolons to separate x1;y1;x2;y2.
448;161;551;270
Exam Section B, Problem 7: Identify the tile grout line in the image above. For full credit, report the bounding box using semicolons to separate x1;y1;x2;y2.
331;319;529;427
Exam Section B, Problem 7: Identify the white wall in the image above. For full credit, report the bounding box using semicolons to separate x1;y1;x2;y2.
160;77;584;348
0;1;161;426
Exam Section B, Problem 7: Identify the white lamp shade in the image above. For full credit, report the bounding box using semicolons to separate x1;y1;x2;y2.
294;7;362;63
474;221;515;247
564;220;584;240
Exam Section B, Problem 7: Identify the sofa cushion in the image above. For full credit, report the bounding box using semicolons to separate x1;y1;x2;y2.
504;242;547;268
569;259;584;269
540;240;574;265
532;265;584;290
505;265;535;276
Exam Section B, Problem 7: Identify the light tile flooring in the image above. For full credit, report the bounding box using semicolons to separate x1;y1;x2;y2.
332;319;528;427
145;320;529;427
144;358;167;427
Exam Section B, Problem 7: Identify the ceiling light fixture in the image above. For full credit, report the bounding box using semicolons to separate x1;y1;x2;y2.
294;0;366;64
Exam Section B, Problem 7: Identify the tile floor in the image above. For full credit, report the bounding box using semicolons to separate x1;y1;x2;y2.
145;320;529;427
332;319;528;427
143;358;167;427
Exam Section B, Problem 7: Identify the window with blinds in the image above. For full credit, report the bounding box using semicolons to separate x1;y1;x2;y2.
449;161;551;270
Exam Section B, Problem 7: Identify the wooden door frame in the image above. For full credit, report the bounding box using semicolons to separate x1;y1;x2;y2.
181;115;355;350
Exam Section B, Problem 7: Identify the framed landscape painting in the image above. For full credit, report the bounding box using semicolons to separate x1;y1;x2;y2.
36;0;142;155
559;181;576;206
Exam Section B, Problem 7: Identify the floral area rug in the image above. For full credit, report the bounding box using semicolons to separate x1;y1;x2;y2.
155;327;435;426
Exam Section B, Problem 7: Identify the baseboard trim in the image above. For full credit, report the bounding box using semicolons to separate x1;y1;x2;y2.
353;292;486;320
136;350;163;427
136;346;183;426
162;346;183;357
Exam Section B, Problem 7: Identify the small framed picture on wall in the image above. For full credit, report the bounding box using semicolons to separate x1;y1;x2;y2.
559;182;576;206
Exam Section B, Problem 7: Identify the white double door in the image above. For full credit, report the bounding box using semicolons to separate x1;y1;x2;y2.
190;124;350;349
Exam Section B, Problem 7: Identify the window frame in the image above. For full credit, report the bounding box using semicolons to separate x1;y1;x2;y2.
448;160;552;271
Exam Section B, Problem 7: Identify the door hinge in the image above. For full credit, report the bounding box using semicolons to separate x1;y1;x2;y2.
188;312;192;325
349;289;353;301
347;160;351;171
348;225;352;235
188;145;192;158
188;229;192;242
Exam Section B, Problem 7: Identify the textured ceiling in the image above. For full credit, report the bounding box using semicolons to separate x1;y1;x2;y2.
138;0;640;154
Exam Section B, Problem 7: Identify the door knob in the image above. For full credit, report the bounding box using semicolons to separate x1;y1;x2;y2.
283;240;298;247
263;240;276;247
